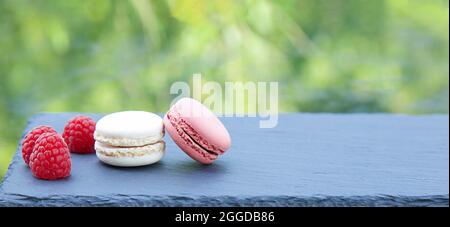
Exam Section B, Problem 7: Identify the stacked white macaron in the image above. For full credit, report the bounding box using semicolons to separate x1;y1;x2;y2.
94;111;165;167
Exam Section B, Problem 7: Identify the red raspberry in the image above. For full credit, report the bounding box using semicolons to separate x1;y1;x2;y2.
21;126;57;166
62;116;96;154
29;132;71;180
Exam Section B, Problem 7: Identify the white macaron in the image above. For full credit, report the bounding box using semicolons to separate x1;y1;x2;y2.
94;111;165;167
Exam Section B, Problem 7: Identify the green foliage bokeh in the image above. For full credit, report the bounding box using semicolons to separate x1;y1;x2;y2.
0;0;448;179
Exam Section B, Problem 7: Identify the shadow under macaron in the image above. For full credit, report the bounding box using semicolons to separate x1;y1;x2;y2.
97;159;165;171
171;160;228;174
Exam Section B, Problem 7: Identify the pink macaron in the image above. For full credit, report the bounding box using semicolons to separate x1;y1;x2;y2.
164;98;231;164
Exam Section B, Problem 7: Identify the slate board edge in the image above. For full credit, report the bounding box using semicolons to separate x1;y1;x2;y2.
0;113;41;196
0;192;448;207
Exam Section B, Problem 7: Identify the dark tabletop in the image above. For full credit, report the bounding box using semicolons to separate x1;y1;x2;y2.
0;113;448;206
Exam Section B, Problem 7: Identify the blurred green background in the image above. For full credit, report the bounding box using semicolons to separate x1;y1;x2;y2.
0;0;448;180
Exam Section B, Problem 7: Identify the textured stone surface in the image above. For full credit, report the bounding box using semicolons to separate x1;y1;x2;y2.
0;113;448;207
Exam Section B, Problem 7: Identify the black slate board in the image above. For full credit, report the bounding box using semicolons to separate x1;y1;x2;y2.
0;113;448;207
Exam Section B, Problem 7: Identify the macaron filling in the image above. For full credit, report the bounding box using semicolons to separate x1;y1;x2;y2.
95;141;165;157
166;110;224;154
180;127;218;156
94;131;164;147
